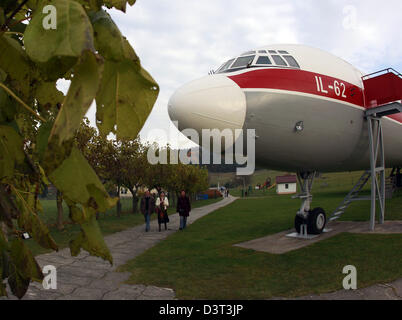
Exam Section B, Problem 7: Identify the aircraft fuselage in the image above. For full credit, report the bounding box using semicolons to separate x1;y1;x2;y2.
168;44;402;173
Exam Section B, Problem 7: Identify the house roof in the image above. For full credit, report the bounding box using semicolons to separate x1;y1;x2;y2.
276;175;297;184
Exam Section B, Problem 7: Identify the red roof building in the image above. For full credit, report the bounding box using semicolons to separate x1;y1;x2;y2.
276;175;297;184
276;175;297;195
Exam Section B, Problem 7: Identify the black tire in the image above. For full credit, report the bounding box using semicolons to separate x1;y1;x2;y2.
294;214;306;233
307;207;326;234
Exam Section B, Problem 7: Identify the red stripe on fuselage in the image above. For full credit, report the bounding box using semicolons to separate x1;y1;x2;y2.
228;68;365;107
389;113;402;124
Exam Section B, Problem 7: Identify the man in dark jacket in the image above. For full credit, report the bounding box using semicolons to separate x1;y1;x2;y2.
177;190;191;230
140;191;155;232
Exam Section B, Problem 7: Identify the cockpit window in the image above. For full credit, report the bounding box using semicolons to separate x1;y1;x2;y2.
283;55;300;68
256;56;272;65
215;49;300;74
231;55;255;68
216;58;235;73
271;55;287;66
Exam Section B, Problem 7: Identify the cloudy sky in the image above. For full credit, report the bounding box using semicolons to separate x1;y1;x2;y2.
83;0;402;147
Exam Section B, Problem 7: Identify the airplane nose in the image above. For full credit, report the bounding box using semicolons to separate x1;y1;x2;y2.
168;75;247;139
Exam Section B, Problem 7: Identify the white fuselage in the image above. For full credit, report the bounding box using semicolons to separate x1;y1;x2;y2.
168;44;402;172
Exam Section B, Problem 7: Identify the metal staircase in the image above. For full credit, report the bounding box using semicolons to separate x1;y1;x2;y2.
329;170;371;222
328;101;402;229
327;67;402;230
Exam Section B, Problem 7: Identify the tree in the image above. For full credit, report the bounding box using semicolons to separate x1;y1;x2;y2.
0;0;158;298
119;139;149;214
144;144;209;203
76;123;151;216
56;189;64;230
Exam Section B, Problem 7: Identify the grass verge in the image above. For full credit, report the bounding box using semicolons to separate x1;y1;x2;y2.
119;190;402;299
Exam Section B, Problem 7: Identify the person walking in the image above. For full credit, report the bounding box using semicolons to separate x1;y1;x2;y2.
156;192;169;232
140;190;155;232
177;190;191;230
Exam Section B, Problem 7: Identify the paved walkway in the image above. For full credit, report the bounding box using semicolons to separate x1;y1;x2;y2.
291;278;402;300
235;220;402;254
2;196;237;300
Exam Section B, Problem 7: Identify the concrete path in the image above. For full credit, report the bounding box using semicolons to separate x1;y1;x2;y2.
235;220;402;254
290;278;402;300
2;196;237;300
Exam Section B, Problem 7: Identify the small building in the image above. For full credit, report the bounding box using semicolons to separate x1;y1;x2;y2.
276;175;297;195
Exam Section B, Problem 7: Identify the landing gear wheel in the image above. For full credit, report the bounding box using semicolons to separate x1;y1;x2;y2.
294;214;306;234
307;207;326;234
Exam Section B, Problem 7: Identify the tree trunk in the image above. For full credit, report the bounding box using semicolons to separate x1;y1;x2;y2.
56;190;64;230
116;185;121;217
129;187;139;214
170;191;176;207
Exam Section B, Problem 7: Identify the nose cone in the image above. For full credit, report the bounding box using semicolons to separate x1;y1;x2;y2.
168;75;246;139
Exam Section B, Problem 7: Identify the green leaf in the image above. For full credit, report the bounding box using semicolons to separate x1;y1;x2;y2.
40;135;74;176
0;35;32;98
7;263;30;299
24;0;95;63
17;200;59;252
36;121;53;161
103;0;136;12
96;60;159;139
8;238;43;299
49;146;113;210
0;230;9;294
50;50;103;143
9;239;43;282
0;8;5;26
0;185;20;229
36;56;77;81
32;215;58;251
35;80;64;109
0;125;25;180
13;184;58;251
69;212;113;264
91;9;158;139
90;9;138;62
0;70;17;123
75;0;103;11
87;183;118;213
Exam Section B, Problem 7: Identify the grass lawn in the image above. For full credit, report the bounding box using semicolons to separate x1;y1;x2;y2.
119;176;402;299
26;196;222;256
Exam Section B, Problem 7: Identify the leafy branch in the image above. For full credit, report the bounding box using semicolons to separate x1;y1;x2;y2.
0;82;46;122
0;0;158;299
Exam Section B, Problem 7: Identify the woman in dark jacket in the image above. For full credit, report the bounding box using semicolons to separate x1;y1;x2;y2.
177;190;191;230
140;191;155;232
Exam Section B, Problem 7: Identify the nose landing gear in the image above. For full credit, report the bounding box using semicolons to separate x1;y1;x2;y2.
293;172;327;235
295;207;327;235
